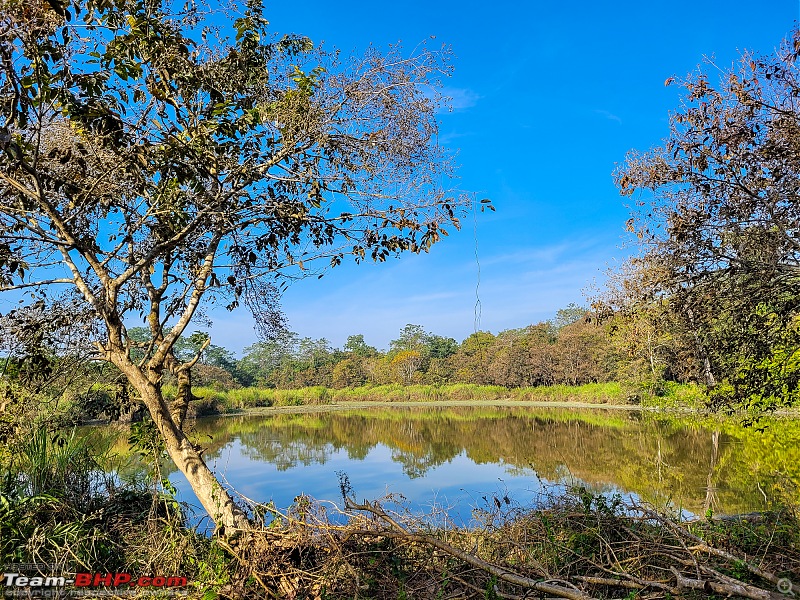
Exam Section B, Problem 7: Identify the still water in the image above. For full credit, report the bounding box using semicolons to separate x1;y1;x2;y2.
117;406;800;527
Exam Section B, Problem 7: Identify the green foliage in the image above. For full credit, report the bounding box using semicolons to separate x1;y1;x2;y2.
163;381;662;416
344;334;378;357
0;429;120;568
484;575;500;600
129;416;166;463
553;303;587;330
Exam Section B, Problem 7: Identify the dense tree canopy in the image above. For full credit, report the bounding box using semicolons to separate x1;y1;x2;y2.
182;315;616;391
0;0;464;529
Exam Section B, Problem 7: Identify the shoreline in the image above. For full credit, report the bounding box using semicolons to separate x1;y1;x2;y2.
82;397;800;426
80;399;653;426
205;399;652;418
202;399;800;419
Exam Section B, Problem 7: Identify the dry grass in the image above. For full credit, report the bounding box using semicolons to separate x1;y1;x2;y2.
209;484;800;600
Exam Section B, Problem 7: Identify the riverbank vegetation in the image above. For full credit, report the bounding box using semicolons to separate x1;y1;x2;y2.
163;381;687;414
0;309;715;427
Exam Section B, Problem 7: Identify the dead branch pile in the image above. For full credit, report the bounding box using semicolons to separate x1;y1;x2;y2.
217;489;800;600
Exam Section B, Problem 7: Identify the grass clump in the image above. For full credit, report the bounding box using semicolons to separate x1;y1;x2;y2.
0;424;244;598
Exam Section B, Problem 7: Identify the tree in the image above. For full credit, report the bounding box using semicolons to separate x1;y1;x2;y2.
425;334;457;359
388;324;456;366
0;0;464;531
239;332;299;387
389;324;429;354
332;356;367;388
554;320;611;386
451;331;496;384
297;337;333;370
487;325;555;387
202;343;252;387
553;303;587;331
598;264;699;390
390;349;423;384
343;334;377;358
615;29;800;410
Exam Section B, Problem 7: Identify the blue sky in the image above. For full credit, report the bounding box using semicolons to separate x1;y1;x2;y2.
208;0;799;353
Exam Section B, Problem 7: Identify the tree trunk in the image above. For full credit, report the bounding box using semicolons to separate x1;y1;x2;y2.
146;384;249;533
686;308;717;386
170;367;197;431
117;360;249;533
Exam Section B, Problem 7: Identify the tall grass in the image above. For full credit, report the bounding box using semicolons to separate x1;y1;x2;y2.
0;429;121;568
183;381;652;415
0;427;228;585
9;428;110;509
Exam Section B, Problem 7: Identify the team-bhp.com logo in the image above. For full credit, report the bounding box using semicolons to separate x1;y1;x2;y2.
3;571;187;594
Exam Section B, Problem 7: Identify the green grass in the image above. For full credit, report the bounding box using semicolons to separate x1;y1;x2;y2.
178;381;690;416
636;381;707;409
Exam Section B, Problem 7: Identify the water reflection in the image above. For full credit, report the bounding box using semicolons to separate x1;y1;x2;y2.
122;406;800;520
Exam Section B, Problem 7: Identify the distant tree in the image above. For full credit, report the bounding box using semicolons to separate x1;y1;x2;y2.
297;337;333;370
203;345;237;370
451;331;496;384
0;0;464;530
553;303;588;330
391;350;423;385
615;29;800;409
554;320;610;386
488;325;555;387
423;357;454;385
192;363;240;390
199;344;253;387
239;332;299;386
362;356;389;385
525;325;559;386
389;324;429;354
425;334;458;359
332;357;367;388
343;334;378;358
388;325;457;374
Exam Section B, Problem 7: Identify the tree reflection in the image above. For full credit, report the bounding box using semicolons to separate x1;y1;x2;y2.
165;407;800;514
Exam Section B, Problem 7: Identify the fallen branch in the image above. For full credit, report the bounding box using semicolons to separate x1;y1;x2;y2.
573;574;675;595
637;504;781;585
669;567;780;600
344;498;594;600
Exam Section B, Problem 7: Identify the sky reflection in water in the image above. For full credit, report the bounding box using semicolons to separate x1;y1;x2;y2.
162;406;800;529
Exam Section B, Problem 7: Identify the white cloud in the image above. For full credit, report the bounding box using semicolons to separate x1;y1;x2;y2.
441;86;481;111
593;109;623;124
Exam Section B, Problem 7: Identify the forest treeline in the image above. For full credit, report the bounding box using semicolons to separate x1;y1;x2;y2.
2;293;789;423
143;303;693;393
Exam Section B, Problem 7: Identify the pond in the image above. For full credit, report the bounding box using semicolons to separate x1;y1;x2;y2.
106;405;800;529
